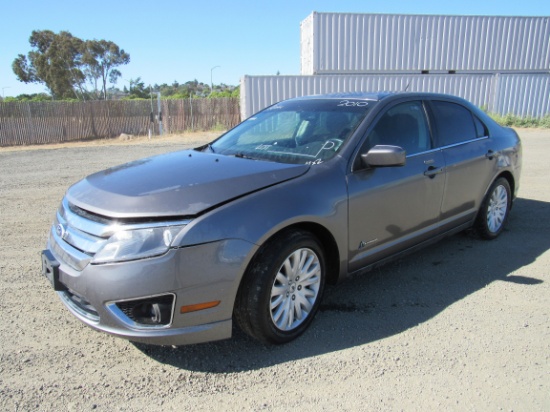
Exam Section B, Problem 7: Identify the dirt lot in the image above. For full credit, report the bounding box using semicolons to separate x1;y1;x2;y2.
1;130;548;411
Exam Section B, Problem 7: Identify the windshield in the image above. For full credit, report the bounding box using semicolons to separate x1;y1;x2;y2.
210;98;372;165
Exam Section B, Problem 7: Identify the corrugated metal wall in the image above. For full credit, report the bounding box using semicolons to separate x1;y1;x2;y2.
301;13;550;74
300;13;315;79
240;73;550;119
495;73;550;117
245;13;549;119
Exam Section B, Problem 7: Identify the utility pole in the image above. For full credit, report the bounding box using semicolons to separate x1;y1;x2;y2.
210;66;220;96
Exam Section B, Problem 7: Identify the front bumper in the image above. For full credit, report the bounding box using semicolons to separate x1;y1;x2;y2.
42;236;257;346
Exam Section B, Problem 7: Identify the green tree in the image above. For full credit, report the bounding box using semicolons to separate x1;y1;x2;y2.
82;40;130;100
12;30;85;99
123;77;149;99
13;30;130;100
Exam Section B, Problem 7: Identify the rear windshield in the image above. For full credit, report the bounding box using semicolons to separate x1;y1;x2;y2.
210;99;372;165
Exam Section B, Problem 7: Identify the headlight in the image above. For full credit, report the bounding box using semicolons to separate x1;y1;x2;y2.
92;226;185;264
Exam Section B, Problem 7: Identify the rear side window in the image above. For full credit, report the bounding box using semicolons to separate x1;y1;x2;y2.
473;115;489;138
431;101;478;146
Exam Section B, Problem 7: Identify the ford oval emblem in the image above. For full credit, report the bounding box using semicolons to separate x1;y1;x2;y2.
56;224;66;238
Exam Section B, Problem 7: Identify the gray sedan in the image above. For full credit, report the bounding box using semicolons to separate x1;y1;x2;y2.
41;92;522;345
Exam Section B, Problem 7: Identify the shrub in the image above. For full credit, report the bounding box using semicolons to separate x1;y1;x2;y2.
489;113;550;129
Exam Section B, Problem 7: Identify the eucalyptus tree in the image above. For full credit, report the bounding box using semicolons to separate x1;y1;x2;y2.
13;30;130;100
13;30;85;99
82;40;130;100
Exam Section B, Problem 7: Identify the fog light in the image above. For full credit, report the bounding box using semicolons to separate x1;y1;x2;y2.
132;302;171;325
115;294;174;326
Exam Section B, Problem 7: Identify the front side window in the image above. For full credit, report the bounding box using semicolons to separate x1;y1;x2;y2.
366;101;431;156
431;101;479;146
210;99;372;165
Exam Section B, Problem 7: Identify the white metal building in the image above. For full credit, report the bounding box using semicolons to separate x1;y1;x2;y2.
241;12;550;119
300;12;549;74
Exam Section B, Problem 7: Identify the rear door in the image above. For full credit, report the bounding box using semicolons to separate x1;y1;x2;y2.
427;100;495;231
347;100;445;272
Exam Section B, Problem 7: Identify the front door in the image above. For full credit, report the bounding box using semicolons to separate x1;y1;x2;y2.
347;100;445;273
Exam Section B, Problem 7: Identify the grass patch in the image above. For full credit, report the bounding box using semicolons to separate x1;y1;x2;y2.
488;113;550;129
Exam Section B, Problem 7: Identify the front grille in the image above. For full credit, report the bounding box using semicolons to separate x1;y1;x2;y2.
68;203;112;225
49;199;111;271
49;198;191;271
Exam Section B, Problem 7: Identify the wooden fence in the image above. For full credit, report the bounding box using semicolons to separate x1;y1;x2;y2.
0;98;241;147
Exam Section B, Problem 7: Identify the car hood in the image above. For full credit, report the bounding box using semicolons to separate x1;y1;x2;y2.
66;150;309;218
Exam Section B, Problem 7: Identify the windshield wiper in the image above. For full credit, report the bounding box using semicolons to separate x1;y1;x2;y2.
234;152;255;160
197;143;216;153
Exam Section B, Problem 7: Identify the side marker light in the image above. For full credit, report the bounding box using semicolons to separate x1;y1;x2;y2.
180;301;221;314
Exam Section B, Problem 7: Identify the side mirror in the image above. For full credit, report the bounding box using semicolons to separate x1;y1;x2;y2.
361;145;406;168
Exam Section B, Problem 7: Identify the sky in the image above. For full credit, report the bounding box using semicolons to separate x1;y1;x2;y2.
1;0;549;97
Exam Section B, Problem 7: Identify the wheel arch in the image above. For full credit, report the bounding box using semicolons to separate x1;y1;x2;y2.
243;222;342;287
292;222;341;285
474;173;514;239
477;171;516;220
496;170;516;203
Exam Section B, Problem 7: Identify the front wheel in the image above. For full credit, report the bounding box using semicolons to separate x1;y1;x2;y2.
475;177;512;239
234;230;326;344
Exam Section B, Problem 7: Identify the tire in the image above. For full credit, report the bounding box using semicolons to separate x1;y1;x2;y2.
234;230;326;344
475;177;512;240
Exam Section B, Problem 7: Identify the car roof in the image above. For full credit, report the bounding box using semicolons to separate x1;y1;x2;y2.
292;91;468;104
294;92;388;102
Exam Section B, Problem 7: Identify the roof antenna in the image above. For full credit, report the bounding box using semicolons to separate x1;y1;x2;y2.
404;81;411;92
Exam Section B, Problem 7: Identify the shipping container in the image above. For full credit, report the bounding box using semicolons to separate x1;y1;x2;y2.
240;73;550;119
300;12;550;74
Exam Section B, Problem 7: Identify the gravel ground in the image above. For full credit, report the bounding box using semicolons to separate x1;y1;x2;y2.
0;130;548;411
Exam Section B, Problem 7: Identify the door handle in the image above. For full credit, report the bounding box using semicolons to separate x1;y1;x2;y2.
424;165;444;178
485;150;495;160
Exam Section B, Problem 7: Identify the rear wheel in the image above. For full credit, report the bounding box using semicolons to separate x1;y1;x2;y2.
475;177;512;239
234;230;326;344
